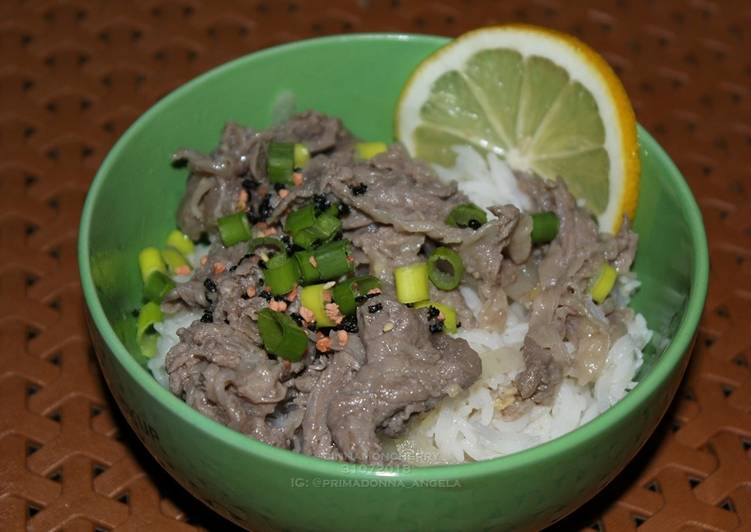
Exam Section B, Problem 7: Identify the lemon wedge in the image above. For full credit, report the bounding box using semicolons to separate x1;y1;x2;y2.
396;24;639;232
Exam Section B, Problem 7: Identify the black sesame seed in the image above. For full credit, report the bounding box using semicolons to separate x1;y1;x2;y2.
337;203;351;217
468;219;482;230
224;319;230;324
200;311;213;323
340;314;359;333
281;235;291;244
273;294;285;301
427;306;440;320
313;194;330;214
203;278;217;292
241;292;250;300
259;261;267;270
259;290;272;301
349;183;368;196
273;183;286;192
355;294;368;304
256;193;273;221
307;322;318;332
456;321;462;329
257;278;265;286
366;291;379;299
368;303;383;314
290;312;304;326
229;265;237;272
429;321;444;334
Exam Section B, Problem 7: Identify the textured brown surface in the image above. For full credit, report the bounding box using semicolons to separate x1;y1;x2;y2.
1;0;749;530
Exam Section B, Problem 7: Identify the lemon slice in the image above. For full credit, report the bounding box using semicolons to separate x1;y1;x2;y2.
396;24;639;233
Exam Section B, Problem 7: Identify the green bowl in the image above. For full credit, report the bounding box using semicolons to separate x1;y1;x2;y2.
79;34;708;531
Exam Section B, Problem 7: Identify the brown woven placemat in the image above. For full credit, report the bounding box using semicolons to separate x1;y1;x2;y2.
1;1;749;530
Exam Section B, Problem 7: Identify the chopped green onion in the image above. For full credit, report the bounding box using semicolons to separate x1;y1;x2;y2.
427;247;464;290
294;143;310;168
332;275;381;315
257;309;308;361
531;212;560;244
267;142;295;185
217;212;252;246
165;229;195;256
285;204;342;249
263;253;301;296
394;262;430;304
590;263;618;304
414;300;458;332
161;247;191;275
294;240;353;284
137;301;163;358
445;203;487;229
300;284;336;327
143;271;175;302
138;247;166;284
295;249;320;284
248;237;287;253
355;142;388;160
314;240;353;280
293;213;341;249
284;204;317;234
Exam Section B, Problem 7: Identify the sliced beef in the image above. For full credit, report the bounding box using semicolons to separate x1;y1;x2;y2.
300;336;366;460
165;322;297;448
347;225;425;280
326;297;481;464
515;336;562;403
328;144;470;243
459;205;519;289
271;110;353;153
513;176;639;400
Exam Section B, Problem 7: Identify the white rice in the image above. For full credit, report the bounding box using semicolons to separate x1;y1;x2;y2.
149;151;652;464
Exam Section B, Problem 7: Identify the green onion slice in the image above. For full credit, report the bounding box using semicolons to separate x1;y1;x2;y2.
590;263;617;304
138;247;166;284
165;229;195;256
137;301;163;358
414;300;458;332
332;275;381;315
294;240;353;284
300;284;336;327
143;271;175;302
427;247;464;290
394;262;430;304
294;143;310;168
445;203;487;229
355;142;388;160
531;212;560;244
248;237;287;254
267;142;295;185
161;247;191;275
217;212;252;246
284;204;317;234
285;204;342;249
263;253;301;296
257;309;308;361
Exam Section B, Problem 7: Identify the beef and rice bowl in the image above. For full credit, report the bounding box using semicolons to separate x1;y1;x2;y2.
136;110;650;465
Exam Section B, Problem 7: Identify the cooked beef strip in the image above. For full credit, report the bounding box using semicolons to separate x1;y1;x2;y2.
301;335;366;460
346;224;425;281
165;321;297;447
513;175;639;401
328;144;471;244
326;297;481;464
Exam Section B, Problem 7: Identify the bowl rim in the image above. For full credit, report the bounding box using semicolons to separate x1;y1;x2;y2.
78;32;709;480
